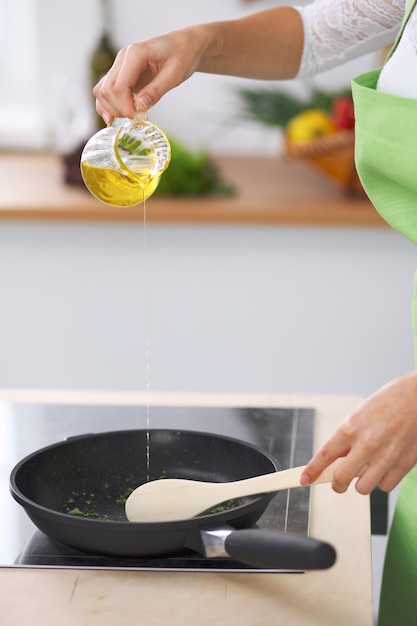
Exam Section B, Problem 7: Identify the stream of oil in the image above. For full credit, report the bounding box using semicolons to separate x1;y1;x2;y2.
143;191;151;482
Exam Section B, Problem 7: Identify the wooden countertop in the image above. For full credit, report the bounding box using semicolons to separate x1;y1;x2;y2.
0;152;385;225
0;390;373;626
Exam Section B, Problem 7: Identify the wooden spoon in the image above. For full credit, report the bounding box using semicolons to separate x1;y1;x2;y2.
125;460;341;523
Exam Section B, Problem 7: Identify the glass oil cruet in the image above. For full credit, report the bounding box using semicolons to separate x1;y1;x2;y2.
80;112;171;207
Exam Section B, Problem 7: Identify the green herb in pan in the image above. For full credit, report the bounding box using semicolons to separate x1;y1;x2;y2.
206;499;244;515
116;487;134;506
64;475;242;521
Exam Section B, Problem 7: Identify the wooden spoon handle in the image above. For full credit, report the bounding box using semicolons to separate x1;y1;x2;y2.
217;459;341;501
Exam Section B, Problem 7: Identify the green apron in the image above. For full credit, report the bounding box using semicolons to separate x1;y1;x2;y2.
352;2;417;624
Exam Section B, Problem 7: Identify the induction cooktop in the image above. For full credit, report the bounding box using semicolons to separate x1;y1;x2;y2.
1;403;314;572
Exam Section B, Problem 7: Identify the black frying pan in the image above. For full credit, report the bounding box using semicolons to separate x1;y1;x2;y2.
10;429;336;570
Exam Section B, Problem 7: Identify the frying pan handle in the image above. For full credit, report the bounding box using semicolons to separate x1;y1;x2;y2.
224;529;336;570
198;528;336;570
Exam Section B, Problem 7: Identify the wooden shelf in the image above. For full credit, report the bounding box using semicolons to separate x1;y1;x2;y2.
0;152;385;226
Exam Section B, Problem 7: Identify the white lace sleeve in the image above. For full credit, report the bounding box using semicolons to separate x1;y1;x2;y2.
296;0;406;78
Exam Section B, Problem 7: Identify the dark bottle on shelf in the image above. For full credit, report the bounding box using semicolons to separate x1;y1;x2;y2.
90;0;117;129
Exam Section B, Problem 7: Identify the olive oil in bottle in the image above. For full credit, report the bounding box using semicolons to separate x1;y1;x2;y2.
81;114;170;207
80;162;161;207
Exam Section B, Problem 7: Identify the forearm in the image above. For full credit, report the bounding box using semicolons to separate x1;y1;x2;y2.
94;6;304;120
196;7;304;80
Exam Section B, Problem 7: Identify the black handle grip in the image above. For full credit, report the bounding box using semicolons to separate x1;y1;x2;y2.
225;529;336;570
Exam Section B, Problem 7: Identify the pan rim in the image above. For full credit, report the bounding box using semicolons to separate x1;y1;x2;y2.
10;428;279;529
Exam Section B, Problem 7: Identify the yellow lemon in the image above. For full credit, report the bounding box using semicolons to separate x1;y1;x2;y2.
286;109;338;144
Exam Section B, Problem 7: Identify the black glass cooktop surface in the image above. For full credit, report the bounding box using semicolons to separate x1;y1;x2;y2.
1;403;314;572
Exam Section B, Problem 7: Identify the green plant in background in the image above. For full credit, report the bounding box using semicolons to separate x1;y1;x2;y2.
236;86;351;129
154;137;234;197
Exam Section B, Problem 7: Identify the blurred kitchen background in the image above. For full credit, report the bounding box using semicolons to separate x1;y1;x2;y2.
1;0;414;393
0;0;394;152
0;2;416;618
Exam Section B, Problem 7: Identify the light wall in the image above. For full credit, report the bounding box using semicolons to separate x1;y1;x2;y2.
0;222;415;395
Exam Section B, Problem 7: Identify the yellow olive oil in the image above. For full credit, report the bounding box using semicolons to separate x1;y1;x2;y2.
81;162;160;207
